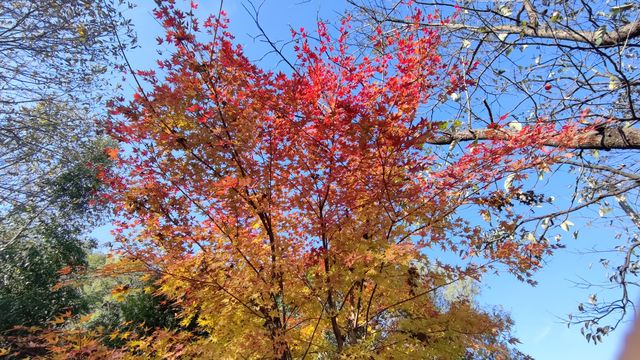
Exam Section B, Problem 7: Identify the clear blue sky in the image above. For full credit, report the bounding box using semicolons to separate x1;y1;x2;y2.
94;1;637;359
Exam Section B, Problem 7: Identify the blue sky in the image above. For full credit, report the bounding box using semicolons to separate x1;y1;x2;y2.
95;1;638;358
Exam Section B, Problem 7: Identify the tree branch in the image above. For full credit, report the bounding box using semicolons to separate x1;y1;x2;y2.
394;19;640;47
427;127;640;150
521;0;538;28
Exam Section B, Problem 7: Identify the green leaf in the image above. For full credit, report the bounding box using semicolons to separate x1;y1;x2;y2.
480;211;491;223
526;232;537;243
499;5;512;17
505;45;514;56
594;26;606;46
611;4;633;16
608;75;618;90
560;220;574;231
508;121;522;131
599;206;612;217
504;173;516;191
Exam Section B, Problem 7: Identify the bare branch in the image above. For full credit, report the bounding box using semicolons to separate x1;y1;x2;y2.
427;127;640;150
521;0;538;28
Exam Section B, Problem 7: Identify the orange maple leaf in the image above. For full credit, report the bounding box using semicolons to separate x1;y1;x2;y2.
58;266;72;275
105;147;119;160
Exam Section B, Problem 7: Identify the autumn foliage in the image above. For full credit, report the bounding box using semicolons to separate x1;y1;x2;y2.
64;0;587;358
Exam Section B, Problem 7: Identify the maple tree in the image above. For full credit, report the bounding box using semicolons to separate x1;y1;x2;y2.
83;0;600;358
